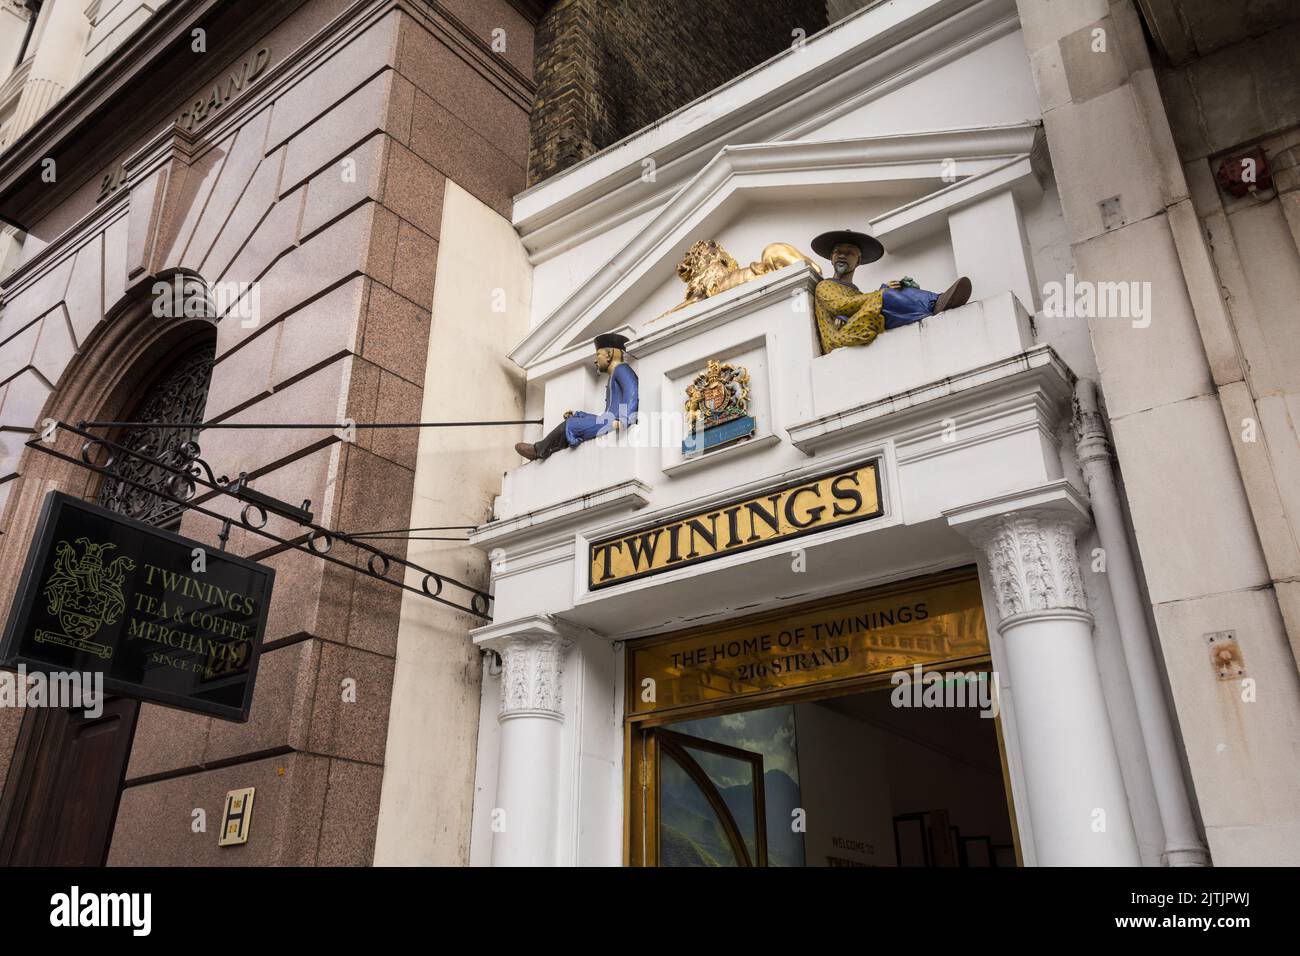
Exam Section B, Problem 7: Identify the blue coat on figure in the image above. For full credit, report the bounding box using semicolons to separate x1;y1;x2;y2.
515;333;639;462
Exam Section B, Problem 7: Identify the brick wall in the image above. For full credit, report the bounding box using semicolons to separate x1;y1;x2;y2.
528;0;828;184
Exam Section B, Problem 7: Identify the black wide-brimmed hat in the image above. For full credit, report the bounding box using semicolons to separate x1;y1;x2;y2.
594;332;630;351
811;229;885;264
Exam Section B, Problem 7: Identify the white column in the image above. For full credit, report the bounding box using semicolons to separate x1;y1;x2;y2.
949;483;1141;866
1075;380;1210;866
483;621;570;867
7;0;92;144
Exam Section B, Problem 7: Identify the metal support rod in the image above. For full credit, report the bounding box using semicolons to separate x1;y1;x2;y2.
26;423;492;620
342;525;480;535
336;536;470;542
78;419;542;430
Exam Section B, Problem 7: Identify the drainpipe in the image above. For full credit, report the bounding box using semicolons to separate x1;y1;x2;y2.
1073;379;1210;867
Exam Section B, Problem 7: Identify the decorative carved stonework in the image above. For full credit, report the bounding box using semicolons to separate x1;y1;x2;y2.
664;239;821;316
1072;378;1112;473
682;358;755;454
972;510;1088;621
97;344;215;527
498;634;569;718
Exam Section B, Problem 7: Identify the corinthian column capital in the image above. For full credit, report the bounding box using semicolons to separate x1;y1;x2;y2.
972;509;1088;620
497;633;569;719
472;615;573;720
1072;378;1114;474
945;481;1093;625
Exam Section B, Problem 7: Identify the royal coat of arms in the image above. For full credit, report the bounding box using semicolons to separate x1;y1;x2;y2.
39;537;135;659
683;359;755;454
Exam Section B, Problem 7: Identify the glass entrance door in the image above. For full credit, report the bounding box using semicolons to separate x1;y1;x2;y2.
632;728;768;867
628;676;1018;867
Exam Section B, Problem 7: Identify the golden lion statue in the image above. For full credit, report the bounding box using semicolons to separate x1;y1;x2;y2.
664;239;822;315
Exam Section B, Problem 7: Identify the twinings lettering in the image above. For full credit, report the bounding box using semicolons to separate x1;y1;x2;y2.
143;563;257;616
589;461;882;588
668;602;931;668
176;47;271;131
629;574;987;715
1;492;273;720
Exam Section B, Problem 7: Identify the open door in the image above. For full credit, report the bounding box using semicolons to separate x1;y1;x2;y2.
631;727;767;867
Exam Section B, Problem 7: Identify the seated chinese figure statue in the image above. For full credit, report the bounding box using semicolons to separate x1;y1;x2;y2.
514;333;639;462
811;228;971;355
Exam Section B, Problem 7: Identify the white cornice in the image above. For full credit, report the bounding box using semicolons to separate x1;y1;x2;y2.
869;145;1046;245
632;261;820;359
469;478;652;550
470;612;601;650
469;613;561;648
512;0;1020;261
509;121;1041;370
786;344;1075;453
944;478;1090;534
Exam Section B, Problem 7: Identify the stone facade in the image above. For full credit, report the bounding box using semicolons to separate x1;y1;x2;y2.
1015;0;1300;865
0;0;1296;870
527;0;828;184
0;0;537;865
1146;0;1300;656
469;0;1297;868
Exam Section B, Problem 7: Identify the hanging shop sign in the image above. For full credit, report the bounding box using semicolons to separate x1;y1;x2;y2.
628;571;988;716
0;491;274;721
589;459;882;589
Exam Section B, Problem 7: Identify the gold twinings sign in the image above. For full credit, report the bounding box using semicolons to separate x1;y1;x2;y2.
589;460;882;589
629;572;988;715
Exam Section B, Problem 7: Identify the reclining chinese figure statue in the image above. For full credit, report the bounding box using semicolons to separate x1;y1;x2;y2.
514;333;638;462
811;228;972;355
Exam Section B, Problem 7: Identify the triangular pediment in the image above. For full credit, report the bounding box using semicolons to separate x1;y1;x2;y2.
510;122;1044;370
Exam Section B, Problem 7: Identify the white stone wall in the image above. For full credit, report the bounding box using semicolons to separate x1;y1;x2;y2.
373;181;532;866
464;0;1240;868
1015;0;1300;865
80;0;168;79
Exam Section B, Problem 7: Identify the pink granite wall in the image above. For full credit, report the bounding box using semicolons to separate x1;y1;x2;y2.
0;0;534;865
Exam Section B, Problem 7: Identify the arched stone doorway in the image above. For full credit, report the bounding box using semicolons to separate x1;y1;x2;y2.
0;274;215;864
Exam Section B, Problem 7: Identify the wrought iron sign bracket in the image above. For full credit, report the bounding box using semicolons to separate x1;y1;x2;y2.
25;422;493;621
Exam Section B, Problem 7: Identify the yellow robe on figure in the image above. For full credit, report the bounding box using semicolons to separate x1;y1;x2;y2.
814;278;885;354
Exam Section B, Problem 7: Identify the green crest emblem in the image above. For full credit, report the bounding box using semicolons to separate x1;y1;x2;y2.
38;537;136;658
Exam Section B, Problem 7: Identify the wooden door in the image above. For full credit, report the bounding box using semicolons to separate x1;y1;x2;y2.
0;697;140;865
0;338;214;865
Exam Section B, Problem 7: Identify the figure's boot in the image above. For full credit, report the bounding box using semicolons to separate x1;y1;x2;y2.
517;421;572;462
933;276;972;313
